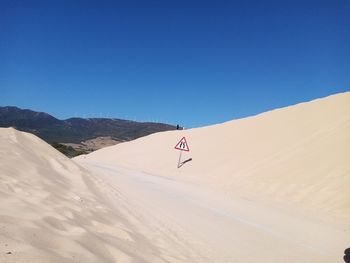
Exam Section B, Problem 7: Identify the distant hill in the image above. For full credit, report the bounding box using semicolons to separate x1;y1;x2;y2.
0;106;178;156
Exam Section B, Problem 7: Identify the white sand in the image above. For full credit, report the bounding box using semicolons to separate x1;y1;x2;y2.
80;92;350;219
1;92;350;262
0;128;192;262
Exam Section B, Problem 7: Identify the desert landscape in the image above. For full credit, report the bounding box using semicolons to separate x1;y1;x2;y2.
1;92;349;262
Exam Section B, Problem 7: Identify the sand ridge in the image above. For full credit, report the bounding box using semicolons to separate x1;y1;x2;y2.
1;92;350;262
0;128;200;262
79;92;350;220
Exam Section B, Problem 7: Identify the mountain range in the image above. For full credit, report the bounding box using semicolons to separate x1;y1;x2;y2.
0;106;178;156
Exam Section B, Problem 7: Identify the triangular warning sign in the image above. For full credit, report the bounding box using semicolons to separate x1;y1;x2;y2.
174;137;190;151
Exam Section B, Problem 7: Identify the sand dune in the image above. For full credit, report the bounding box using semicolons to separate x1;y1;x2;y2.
0;128;199;262
1;92;350;262
79;92;350;219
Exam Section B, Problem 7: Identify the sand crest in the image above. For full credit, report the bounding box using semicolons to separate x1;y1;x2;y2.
1;92;350;262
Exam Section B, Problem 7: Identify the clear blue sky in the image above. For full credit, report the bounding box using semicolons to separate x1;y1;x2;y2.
1;0;349;127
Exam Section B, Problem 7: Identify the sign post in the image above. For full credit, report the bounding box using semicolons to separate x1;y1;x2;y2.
177;150;183;168
174;137;190;168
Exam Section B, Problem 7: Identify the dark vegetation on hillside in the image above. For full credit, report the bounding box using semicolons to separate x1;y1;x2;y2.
51;142;88;158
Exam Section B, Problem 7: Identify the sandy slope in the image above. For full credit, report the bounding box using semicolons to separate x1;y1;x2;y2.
1;92;350;262
79;92;350;220
76;92;350;262
76;162;350;263
0;128;201;262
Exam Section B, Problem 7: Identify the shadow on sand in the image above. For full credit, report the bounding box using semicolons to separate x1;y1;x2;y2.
178;158;193;168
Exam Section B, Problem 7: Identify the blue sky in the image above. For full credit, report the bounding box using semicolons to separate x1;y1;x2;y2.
1;0;349;127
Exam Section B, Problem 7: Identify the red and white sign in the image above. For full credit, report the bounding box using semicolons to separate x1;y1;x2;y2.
174;137;190;152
